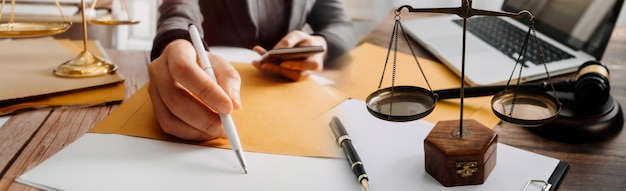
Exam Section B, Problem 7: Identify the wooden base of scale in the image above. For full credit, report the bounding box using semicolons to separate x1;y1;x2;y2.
424;119;498;187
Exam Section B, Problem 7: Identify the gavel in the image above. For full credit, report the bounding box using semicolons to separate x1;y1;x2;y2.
435;61;611;108
433;61;621;142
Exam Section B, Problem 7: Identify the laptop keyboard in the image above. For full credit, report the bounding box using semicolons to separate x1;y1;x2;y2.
452;16;574;67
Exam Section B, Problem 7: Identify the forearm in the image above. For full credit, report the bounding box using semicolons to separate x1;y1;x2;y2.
308;0;357;63
151;0;205;60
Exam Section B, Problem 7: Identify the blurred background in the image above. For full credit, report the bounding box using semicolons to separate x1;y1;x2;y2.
4;0;624;51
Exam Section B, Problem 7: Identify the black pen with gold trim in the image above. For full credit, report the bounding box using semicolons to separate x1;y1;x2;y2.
330;116;369;191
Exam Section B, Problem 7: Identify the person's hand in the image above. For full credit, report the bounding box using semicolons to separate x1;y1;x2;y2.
148;39;242;141
252;30;327;81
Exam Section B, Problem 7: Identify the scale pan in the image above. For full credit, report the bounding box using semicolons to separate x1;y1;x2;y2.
88;19;140;25
0;22;71;38
492;88;560;126
366;86;438;122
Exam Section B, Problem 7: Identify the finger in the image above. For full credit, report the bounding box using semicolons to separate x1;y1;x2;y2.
280;59;321;71
166;40;233;114
273;31;310;49
252;60;263;71
209;54;243;110
260;63;310;81
148;56;227;138
253;45;268;55
148;82;225;141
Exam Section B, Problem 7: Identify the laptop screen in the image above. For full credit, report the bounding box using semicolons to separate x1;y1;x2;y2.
502;0;624;59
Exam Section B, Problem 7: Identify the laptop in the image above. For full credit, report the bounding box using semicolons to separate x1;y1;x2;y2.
402;0;624;86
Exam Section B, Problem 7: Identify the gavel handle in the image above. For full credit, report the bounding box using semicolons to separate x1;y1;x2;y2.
434;79;575;99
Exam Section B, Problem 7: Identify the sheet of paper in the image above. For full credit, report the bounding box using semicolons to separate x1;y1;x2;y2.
90;63;348;158
208;46;261;63
18;99;560;191
0;38;125;115
16;133;359;191
88;43;501;158
0;82;124;115
0;37;124;101
322;99;560;190
0;115;9;128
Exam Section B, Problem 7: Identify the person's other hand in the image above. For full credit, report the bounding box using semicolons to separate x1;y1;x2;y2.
252;30;327;81
148;39;242;141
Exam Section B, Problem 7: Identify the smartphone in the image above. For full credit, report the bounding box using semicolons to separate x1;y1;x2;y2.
260;46;325;63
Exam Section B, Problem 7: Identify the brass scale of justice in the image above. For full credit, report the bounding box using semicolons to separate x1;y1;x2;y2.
365;0;566;187
0;0;139;77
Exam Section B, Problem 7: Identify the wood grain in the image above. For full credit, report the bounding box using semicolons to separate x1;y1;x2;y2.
424;119;497;187
0;9;624;190
366;9;626;191
0;49;149;190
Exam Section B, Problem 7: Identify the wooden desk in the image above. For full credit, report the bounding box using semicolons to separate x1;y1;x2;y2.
1;10;625;191
0;50;151;191
367;10;626;191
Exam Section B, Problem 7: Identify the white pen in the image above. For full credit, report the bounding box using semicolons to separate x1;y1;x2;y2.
188;24;248;174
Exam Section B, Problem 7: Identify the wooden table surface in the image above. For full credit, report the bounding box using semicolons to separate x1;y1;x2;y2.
367;10;626;191
1;9;625;191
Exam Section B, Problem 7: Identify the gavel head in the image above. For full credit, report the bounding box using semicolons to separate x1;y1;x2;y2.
574;60;611;108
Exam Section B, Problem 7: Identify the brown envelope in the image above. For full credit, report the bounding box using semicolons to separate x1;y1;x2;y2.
0;82;124;115
88;43;499;158
332;43;500;128
90;63;346;158
0;37;125;115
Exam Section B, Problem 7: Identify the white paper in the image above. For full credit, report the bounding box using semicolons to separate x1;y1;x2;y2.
0;115;10;128
208;46;261;64
328;99;560;190
17;134;359;191
17;99;560;191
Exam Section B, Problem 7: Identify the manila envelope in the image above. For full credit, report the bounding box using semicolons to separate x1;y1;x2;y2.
331;43;500;128
90;63;347;158
0;37;124;115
